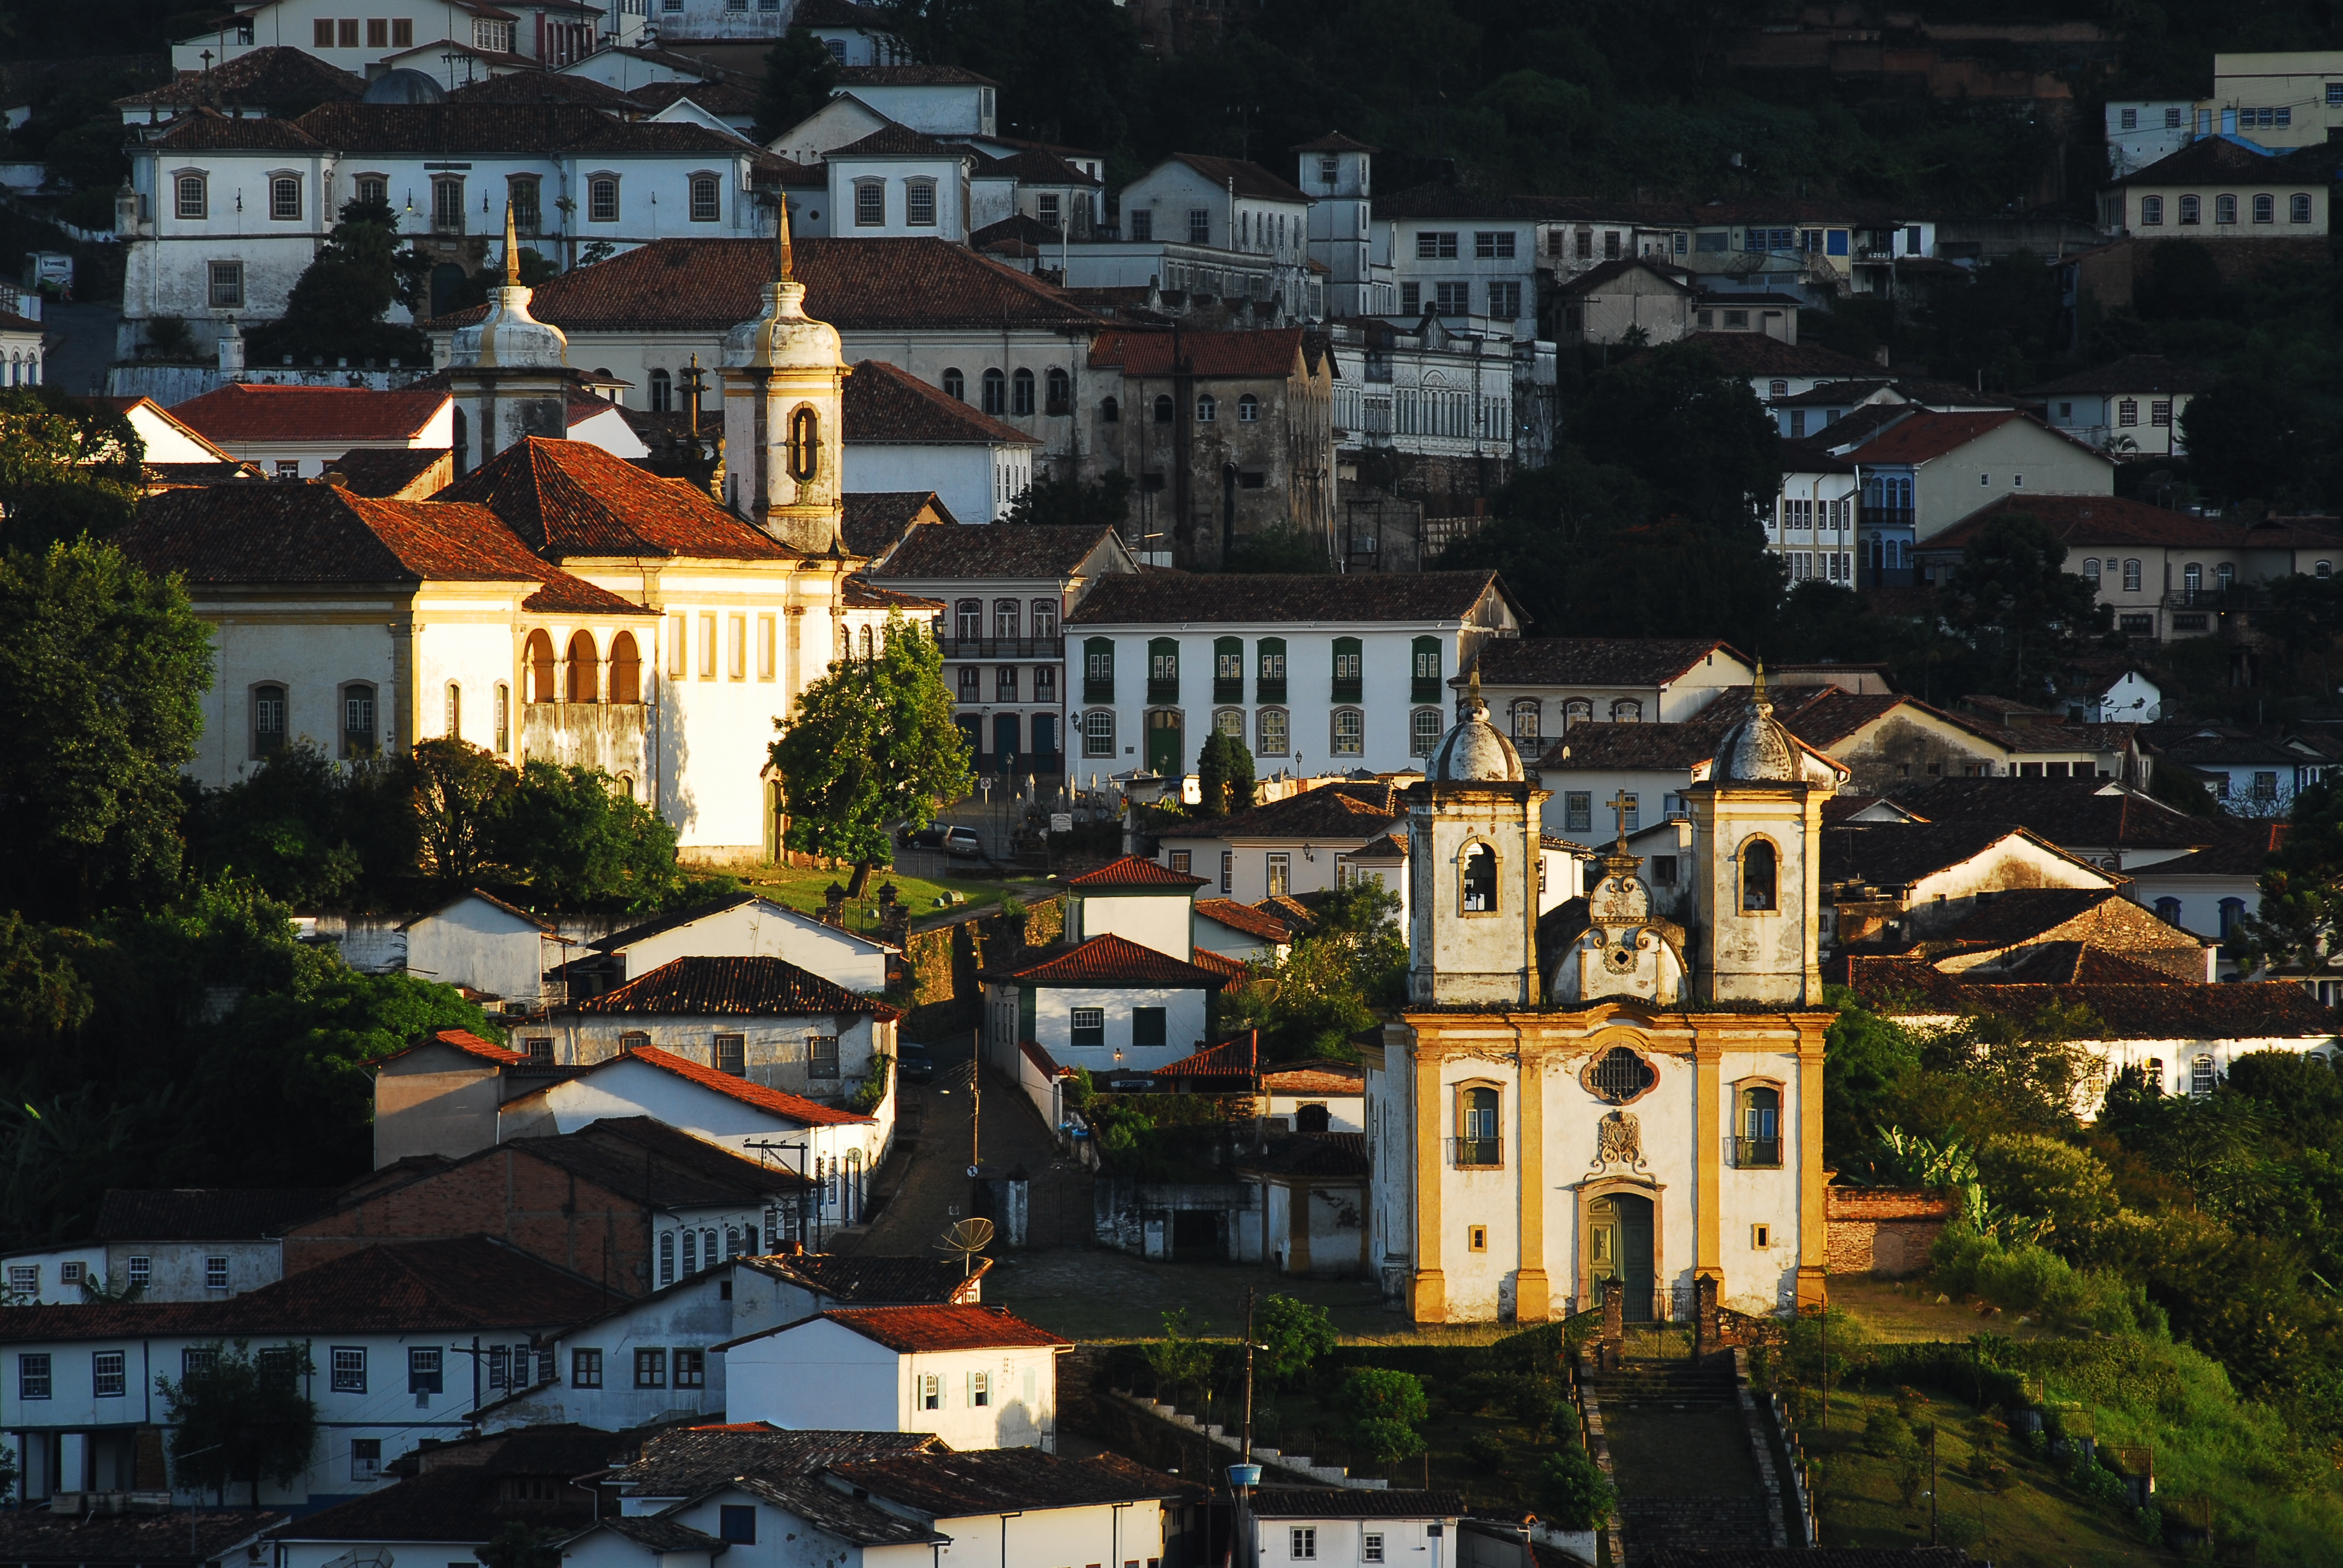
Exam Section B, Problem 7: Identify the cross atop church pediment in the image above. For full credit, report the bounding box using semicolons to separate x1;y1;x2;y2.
1605;789;1634;846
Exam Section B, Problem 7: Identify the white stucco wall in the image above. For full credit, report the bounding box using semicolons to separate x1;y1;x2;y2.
723;1318;1058;1448
403;893;550;1001
612;900;893;991
1069;890;1192;958
846;443;999;525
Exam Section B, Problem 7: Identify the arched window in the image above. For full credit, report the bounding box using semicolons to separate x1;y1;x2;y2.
269;174;301;221
2179;194;2201;224
982;368;1006;415
1031;599;1058;638
2183;563;2202;594
1153;394;1174;424
2140;194;2163;225
1610;698;1642;722
786;406;819;482
566;630;600;702
1457;1086;1500;1166
2253;192;2275;223
1045;367;1070;413
2123;558;2143;592
1257;708;1289;755
495;682;511;752
943;367;965;401
1101;396;1120;423
340;682;378;759
1741;838;1777;911
1562;697;1593;730
1196;393;1217;422
252;684;287;759
609;631;641;704
2214;194;2238;224
956;599;982;641
649;368;672;411
445;682;462;739
2154;897;2184;924
859;625;874;659
1510;699;1540;740
2083;557;2101;588
1736;1085;1781;1165
1237;394;1259;422
522;628;552;698
1011;368;1035;416
1461;842;1496;912
2293;193;2314;224
994;599;1020;639
1411;708;1441;757
2190;1053;2216;1097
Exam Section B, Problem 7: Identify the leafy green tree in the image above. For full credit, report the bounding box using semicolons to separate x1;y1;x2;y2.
157;1341;318;1508
1140;1307;1213;1405
1224;524;1329;573
1337;1367;1427;1464
1194;731;1256;817
1222;882;1404;1059
1534;1446;1616;1531
770;612;972;897
1566;342;1781;534
0;389;143;551
248;198;431;366
0;1085;159;1252
182;744;370;907
1821;991;1922;1167
405;739;517;887
2183;374;2320;509
2235;777;2343;974
497;762;683;911
0;539;211;918
754;28;842;143
1942;513;2110;699
1000;469;1133;530
1256;1293;1336;1387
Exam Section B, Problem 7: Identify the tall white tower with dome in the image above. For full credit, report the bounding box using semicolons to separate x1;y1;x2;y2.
1405;670;1551;1008
721;198;846;554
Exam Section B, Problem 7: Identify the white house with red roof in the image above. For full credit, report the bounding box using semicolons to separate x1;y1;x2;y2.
166;384;454;481
719;1305;1069;1449
1061;854;1205;955
398;888;557;1005
839;358;1037;524
561;892;896;997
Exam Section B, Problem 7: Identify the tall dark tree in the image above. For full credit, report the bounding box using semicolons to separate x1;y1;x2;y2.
249;199;432;366
0;390;144;551
1942;512;2109;699
1000;469;1133;529
1564;342;1781;533
754;30;842;143
157;1341;318;1508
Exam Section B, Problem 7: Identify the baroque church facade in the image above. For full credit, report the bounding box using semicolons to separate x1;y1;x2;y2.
1364;673;1846;1323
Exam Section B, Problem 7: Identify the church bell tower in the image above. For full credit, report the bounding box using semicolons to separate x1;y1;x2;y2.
445;203;569;475
1406;671;1549;1008
721;197;845;554
1684;667;1829;1005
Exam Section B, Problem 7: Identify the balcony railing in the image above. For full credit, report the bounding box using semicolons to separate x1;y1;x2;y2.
1331;677;1363;703
1257;676;1287;704
1084;677;1114;702
1859;505;1915;534
1450;1136;1503;1169
1147;678;1179;704
939;636;1063;659
1411;677;1443;704
1213;678;1245;703
1734;1136;1783;1169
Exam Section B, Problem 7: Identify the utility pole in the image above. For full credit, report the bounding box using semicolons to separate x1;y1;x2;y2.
1927;1423;1938;1545
1234;1285;1261;1568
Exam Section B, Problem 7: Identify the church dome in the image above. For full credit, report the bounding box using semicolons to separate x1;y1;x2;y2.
1427;676;1522;783
1714;666;1800;783
450;204;566;371
723;200;840;373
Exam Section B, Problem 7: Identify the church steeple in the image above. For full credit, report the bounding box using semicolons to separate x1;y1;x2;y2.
720;195;845;553
1404;667;1548;1007
444;200;569;474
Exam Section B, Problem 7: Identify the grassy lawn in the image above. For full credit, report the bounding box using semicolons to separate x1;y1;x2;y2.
1829;1274;2054;1345
735;862;1041;932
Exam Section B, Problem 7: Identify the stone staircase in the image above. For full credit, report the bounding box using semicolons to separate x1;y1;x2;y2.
1616;1495;1780;1554
1583;1356;1783;1563
1583;1357;1739;1412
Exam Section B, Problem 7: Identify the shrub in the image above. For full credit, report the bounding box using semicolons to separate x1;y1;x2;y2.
1257;1295;1337;1388
1534;1447;1616;1530
1352;1417;1425;1463
1338;1367;1429;1427
1864;1410;1916;1459
1464;1432;1508;1471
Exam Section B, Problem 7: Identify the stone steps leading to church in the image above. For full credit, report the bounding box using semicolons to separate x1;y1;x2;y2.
1584;1361;1739;1411
1617;1494;1777;1558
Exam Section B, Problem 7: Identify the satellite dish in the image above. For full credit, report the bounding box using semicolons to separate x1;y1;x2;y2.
937;1217;994;1277
363;70;447;105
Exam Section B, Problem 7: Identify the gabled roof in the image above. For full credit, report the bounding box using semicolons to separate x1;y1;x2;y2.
291;100;753;156
116;47;366;109
842;491;952;557
825;1449;1191;1517
327;446;455;497
169;384;448;445
1149;1032;1259;1079
1821;823;2109;890
1156;152;1312;204
0;1512;284;1564
1985;942;2188;985
1193;898;1293;942
436;436;793;561
1833;408;2019;463
570;1517;731;1555
146;107;326;150
845;359;1038;446
280;1428;629;1543
1460;636;1744;688
2022;354;2222;397
1066;854;1206;890
381;1025;530;1068
1153;782;1402;842
499;1117;815;1206
615;1426;941;1498
1918;494;2343;554
2108;134;2333;187
447;71;638;109
1262;1061;1365;1094
566;955;899;1019
1065;570;1507;627
870;522;1124;580
1553;257;1695;298
600;1046;877;1126
742;1250;987;1304
811;1304;1067;1353
830;121;967;159
1247;1487;1463;1518
1901;777;2221;851
981;933;1233;988
424;238;1102;335
1924;886;2186;952
399;886;554;932
728;1474;948;1546
91;1187;334;1242
1531;715;1731;772
1290;131;1377;153
1838;959;2337;1040
1088;327;1316;379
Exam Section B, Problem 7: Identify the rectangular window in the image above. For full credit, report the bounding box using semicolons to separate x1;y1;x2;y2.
1132;1008;1166;1048
1565;791;1591;833
689;175;720;223
183;1346;218;1377
176;175;207;220
269;175;300;222
808;1036;840;1078
906;181;936;226
433;178;465;232
1488;281;1521;318
1267;852;1291;897
1071;1008;1105;1048
208;261;243;309
2152;400;2173;426
392;16;411;44
1187;208;1210;243
922;1373;942;1410
1434;281;1470;314
488;1345;510;1389
366;16;388;45
699;613;717;678
1473;230;1515;259
1416;231;1458;258
674;1348;706;1388
1291;1528;1317;1560
719;1507;756;1544
1220;851;1233;894
315;17;334;44
2120;107;2138;129
669;613;687;677
572;1349;603;1388
715;1034;745;1076
5;1264;33;1295
727;614;746;679
1332;710;1363;754
856;181;885;226
332;1347;367;1393
589;177;618;223
205;1255;229;1289
1400;282;1420;314
127;1256;150;1290
1129;208;1152;241
635;1348;667;1388
352;1438;382;1481
408;1347;443;1395
93;1351;125;1397
970;1370;990;1407
337;17;359;44
1363;1535;1384;1563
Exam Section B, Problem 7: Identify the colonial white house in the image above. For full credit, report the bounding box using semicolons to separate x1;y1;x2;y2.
117;101;773;358
1460;637;1754;746
167;0;643;73
0;1190;328;1309
1374;184;1541;339
166;384;454;481
2023;354;2220;459
979;935;1232;1079
0;304;43;390
551;955;901;1099
562;892;897;997
1107;153;1316;307
719;1306;1068;1449
1062;570;1525;779
0;1238;620;1511
842;358;1037;525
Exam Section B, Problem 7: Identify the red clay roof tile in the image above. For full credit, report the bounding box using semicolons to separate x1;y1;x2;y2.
171;384;450;445
1088;327;1314;379
819;1304;1067;1353
984;933;1231;988
567;956;899;1019
845;359;1038;446
435;436;791;561
620;1045;876;1125
1066;854;1206;889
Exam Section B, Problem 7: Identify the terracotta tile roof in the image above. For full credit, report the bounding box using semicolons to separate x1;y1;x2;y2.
447;71;637;109
1918;494;2343;554
1531;715;1732;772
435;436;792;561
624;80;761;116
730;1475;947;1546
615;1045;877;1125
290;101;753;155
1925;886;2136;947
831;122;967;158
1822;823;2093;889
615;1427;941;1498
1987;942;2191;985
566;955;899;1019
2022;354;2221;397
1902;777;2220;850
1769;379;1892;407
1840;408;2058;464
983;933;1234;988
0;1512;284;1564
1257;893;1317;930
328;446;453;497
1020;1038;1067;1077
1290;130;1377;153
1351;831;1407;861
825;1448;1191;1516
842;491;951;555
1190;948;1247;981
1150;1031;1259;1079
1153;782;1401;842
845;359;1038;446
870;522;1121;580
1461;636;1743;688
117;47;367;108
0;1236;620;1341
503;1117;814;1205
975;148;1102;186
1776;688;1923;747
834;63;998;86
1839;959;2337;1040
1193;898;1291;941
402;886;555;932
169;384;449;444
580;1517;732;1554
2130;832;2277;877
1262;1060;1364;1094
818;1303;1067;1353
1066;570;1507;627
424;237;1101;335
1158;152;1311;204
1067;854;1206;889
1248;1487;1462;1518
1089;326;1314;378
148;107;326;150
842;576;941;610
117;485;647;615
1665;333;1884;379
744;1252;985;1304
1778;436;1860;475
2109;134;2332;186
91;1187;333;1241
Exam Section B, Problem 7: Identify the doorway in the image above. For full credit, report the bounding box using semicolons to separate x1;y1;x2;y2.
1587;1191;1655;1321
1171;1207;1221;1258
1145;708;1183;776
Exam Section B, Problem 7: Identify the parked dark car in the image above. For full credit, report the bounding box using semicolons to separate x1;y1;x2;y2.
943;826;984;858
900;824;948;848
897;1042;934;1083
